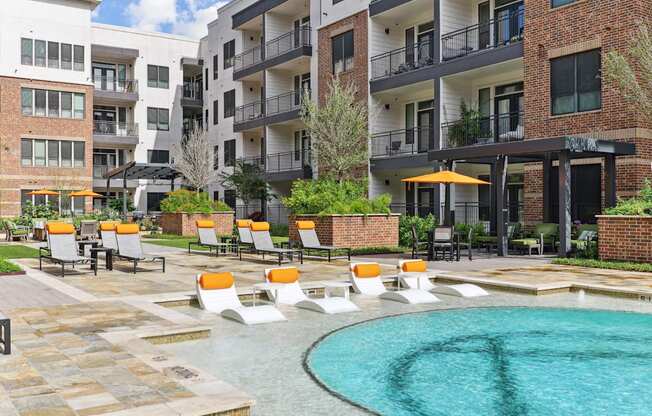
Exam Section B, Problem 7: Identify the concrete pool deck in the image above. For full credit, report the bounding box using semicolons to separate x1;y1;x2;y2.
2;241;652;415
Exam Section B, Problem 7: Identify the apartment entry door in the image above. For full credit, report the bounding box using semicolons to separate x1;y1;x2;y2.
294;73;310;106
294;16;310;47
478;2;490;49
550;164;601;224
417;187;435;218
417;100;434;152
93;63;116;91
495;0;524;45
494;82;523;142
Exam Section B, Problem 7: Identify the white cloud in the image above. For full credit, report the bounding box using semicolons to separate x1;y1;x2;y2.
173;1;225;38
125;0;177;33
123;0;225;38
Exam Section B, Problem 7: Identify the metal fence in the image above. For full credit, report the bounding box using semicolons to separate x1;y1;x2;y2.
370;40;434;80
233;26;311;73
370;127;434;158
183;82;202;100
265;150;311;174
441;111;524;149
93;76;138;94
235;203;289;225
390;202;523;225
93;121;138;137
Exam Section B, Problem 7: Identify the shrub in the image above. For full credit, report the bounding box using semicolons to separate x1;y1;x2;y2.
552;258;652;273
160;190;231;214
270;223;289;237
0;258;21;273
604;179;652;216
18;201;58;226
108;197;135;213
282;179;391;215
399;214;437;247
454;223;487;244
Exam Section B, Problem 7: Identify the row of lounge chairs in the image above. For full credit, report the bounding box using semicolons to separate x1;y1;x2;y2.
196;259;488;325
39;223;165;276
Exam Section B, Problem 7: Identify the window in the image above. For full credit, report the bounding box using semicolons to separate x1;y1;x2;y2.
147;192;167;212
61;44;72;70
205;68;209;90
48;141;59;167
213;191;220;201
60;141;72;167
21;38;33;65
48;91;59;117
551;49;601;115
223;39;235;69
73;45;84;71
213;54;218;79
147;107;169;131
20;139;82;168
213;145;219;170
35;90;46;116
224;139;236;167
61;92;72;118
551;0;575;7
48;41;59;68
33;140;46;166
21;88;33;116
224;90;235;118
205;109;209;129
73;93;85;119
224;189;236;209
148;149;170;163
74;142;85;167
213;100;219;125
332;30;354;74
147;65;169;88
34;40;46;67
21;139;32;166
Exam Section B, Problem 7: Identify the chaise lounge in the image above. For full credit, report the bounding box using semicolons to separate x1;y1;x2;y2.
189;220;233;256
398;259;489;297
242;221;303;266
295;220;351;262
115;224;165;274
349;262;439;304
39;223;97;277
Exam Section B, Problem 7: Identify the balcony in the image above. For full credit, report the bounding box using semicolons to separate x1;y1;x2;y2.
233;26;311;80
371;41;435;81
93;77;138;103
238;150;312;181
441;112;524;149
370;127;435;158
234;90;308;131
181;82;203;107
441;9;524;61
93;121;139;146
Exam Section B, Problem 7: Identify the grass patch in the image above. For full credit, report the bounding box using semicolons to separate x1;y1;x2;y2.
553;258;652;273
0;245;40;259
0;258;21;273
143;235;288;251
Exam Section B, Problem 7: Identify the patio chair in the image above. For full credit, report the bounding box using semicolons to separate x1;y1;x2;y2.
39;223;96;277
555;224;598;253
410;224;430;259
431;226;454;261
295;221;350;262
189;220;233;256
397;259;488;297
512;223;558;255
349;262;439;304
264;267;359;314
243;222;303;266
115;224;165;274
99;223;118;251
196;272;286;325
79;220;98;240
4;220;29;241
476;223;521;252
236;219;254;250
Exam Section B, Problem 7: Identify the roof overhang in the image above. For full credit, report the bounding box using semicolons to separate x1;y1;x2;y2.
104;162;179;181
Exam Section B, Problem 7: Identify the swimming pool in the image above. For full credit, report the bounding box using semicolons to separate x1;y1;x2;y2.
306;307;652;416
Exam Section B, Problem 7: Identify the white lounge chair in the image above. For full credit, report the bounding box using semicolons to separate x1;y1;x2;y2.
196;272;286;325
349;262;439;304
189;220;233;256
295;220;351;262
264;267;359;314
236;219;254;247
115;224;165;274
398;259;489;297
243;221;303;266
99;222;118;251
39;223;97;277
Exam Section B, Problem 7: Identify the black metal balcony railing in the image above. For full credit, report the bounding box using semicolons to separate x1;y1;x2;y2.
266;149;312;173
390;202;523;225
183;82;202;101
233;26;311;73
234;90;309;125
370;41;434;80
371;127;434;158
239;154;265;169
93;165;110;179
93;121;138;137
441;8;524;61
441;111;524;149
93;76;138;94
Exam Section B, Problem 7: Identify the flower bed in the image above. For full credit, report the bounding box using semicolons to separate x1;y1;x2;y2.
160;212;234;237
597;215;652;263
289;214;400;249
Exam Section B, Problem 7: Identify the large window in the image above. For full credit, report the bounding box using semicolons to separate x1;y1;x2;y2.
22;38;84;71
48;41;59;68
213;54;219;79
224;90;235;118
21;38;33;65
147;107;169;131
332;30;354;74
22;88;84;119
73;45;84;71
147;192;167;212
213;100;219;125
224;139;236;167
223;39;235;69
551;49;601;115
147;149;170;163
21;138;85;167
147;65;169;89
61;44;72;70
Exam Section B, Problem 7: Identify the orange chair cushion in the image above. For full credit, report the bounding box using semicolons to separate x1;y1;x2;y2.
46;223;75;235
236;219;253;228
402;260;427;273
199;272;234;290
116;224;140;235
250;222;270;232
296;221;315;230
353;263;381;278
267;267;300;283
196;220;214;228
100;223;117;231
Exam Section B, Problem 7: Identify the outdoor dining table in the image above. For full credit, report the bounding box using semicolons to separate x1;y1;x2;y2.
427;231;462;262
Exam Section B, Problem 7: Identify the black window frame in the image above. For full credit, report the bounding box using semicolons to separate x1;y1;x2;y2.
213;100;219;125
213;145;219;170
224;89;235;118
224;189;236;209
224;139;236;167
550;49;601;116
147;149;170;164
551;0;576;7
21;38;33;65
205;67;209;90
223;40;235;69
147;65;170;89
213;54;219;79
147;107;169;131
331;30;354;74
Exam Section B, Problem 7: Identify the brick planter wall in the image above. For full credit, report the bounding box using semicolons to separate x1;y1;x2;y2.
288;214;399;249
160;212;234;237
597;215;652;263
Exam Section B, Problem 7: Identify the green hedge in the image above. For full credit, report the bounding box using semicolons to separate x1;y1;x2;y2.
0;258;21;273
282;180;391;215
604;180;652;216
553;257;652;273
160;190;231;214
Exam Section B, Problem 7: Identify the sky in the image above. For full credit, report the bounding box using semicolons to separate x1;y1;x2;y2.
91;0;229;38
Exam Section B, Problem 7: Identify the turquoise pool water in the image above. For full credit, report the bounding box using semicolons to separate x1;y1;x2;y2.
306;307;652;416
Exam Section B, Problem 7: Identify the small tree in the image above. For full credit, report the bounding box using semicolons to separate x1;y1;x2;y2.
171;125;218;193
219;159;270;206
603;23;652;123
301;78;368;182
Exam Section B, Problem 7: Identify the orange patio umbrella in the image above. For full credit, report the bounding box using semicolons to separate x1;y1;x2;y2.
27;189;60;196
69;190;103;198
401;170;491;185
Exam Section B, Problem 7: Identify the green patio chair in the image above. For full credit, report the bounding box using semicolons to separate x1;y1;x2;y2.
556;224;598;252
476;223;521;252
4;220;29;241
512;223;558;255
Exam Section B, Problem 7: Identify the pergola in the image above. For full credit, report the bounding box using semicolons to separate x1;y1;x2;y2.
103;162;180;216
428;136;636;257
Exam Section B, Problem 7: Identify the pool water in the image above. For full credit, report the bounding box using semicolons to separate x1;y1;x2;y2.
306;307;652;416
